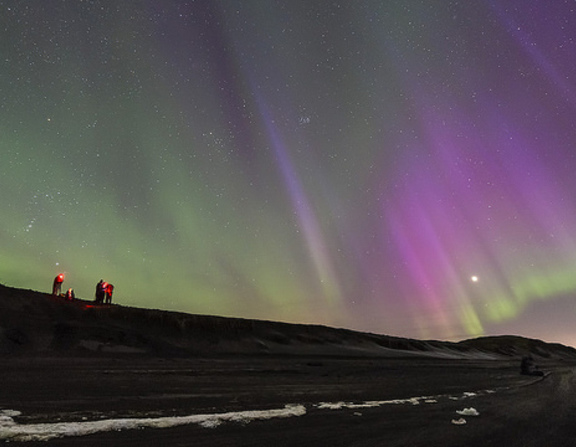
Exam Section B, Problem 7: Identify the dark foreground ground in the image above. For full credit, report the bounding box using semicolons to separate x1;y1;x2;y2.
1;355;575;446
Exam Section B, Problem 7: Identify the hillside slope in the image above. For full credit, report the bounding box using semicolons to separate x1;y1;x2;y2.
1;283;575;360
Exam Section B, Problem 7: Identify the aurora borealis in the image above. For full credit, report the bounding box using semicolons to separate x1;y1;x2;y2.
2;1;576;346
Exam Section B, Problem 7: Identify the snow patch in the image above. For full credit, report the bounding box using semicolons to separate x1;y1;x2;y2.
315;388;489;412
317;396;434;410
317;402;347;410
0;387;493;441
0;405;306;442
0;410;21;428
456;407;479;416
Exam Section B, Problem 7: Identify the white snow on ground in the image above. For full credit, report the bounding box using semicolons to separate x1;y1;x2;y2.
451;418;467;425
0;410;21;428
0;405;306;442
456;407;479;416
317;396;430;410
316;389;489;412
0;388;493;442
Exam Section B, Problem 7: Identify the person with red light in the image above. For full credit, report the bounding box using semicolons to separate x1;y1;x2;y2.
105;283;114;304
65;288;75;301
52;274;64;296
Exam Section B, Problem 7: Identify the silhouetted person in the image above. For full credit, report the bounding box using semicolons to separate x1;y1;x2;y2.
105;283;114;304
65;288;75;301
52;274;64;296
95;279;106;304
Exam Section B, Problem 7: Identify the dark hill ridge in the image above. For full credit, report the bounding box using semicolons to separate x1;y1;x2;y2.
1;283;575;359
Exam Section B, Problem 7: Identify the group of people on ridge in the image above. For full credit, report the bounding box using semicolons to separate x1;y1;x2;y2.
95;279;114;304
52;273;75;300
51;274;114;305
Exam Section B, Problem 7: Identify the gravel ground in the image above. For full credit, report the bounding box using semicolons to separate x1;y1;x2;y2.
1;355;573;446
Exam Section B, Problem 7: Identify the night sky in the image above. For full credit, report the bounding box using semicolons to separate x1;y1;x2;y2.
3;1;576;346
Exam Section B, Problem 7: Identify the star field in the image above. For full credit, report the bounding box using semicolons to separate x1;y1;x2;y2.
2;1;576;346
